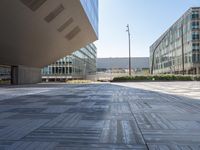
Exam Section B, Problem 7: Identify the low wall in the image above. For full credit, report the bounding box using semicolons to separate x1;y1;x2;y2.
11;65;41;84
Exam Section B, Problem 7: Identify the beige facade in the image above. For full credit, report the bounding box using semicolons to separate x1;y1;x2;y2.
0;0;97;68
0;0;98;84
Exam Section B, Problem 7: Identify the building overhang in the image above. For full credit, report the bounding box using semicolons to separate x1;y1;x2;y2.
0;0;97;68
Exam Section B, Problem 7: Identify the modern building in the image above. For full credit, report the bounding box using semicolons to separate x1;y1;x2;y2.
0;66;11;84
97;57;149;73
150;7;200;75
0;0;98;84
42;43;97;81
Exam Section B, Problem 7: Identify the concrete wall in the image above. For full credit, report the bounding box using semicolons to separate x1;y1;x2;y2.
11;65;41;84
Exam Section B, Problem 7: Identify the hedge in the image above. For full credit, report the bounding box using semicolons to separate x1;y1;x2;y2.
194;76;200;81
112;75;199;82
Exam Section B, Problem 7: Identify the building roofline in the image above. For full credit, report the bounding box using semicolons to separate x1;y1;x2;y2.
97;57;149;59
150;7;200;50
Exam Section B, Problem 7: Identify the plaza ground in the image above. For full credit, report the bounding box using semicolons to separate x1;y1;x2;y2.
0;82;200;149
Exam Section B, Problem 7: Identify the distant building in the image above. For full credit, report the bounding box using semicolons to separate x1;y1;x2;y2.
97;57;149;73
0;65;10;83
150;7;200;75
42;43;97;81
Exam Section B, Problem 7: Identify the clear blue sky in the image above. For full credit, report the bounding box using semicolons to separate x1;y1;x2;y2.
94;0;200;58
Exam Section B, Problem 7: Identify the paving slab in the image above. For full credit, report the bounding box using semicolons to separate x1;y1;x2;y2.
0;83;199;149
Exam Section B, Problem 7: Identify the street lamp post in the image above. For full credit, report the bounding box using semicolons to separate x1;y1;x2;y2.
126;24;131;76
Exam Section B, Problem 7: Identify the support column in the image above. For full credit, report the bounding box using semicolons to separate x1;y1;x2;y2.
11;65;41;85
194;68;197;75
11;66;18;85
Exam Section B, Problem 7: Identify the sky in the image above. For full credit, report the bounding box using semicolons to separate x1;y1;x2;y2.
94;0;200;58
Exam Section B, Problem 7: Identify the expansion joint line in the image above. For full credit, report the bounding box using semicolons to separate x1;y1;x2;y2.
127;100;150;150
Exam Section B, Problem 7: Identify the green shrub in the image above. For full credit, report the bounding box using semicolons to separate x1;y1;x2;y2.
194;76;200;81
112;75;197;82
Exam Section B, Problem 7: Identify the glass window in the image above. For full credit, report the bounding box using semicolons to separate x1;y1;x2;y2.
192;33;200;40
192;54;196;62
192;22;199;29
192;11;199;19
80;0;99;36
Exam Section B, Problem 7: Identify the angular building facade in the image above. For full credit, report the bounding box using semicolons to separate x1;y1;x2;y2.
42;43;97;81
0;0;98;84
0;65;11;84
150;7;200;75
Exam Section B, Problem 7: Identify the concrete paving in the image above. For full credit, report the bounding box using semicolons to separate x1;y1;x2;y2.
0;82;200;150
114;81;200;99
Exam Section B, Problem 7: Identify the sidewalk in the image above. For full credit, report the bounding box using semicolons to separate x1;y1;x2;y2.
0;83;200;149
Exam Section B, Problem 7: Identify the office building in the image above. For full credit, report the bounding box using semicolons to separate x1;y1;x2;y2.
150;7;200;75
0;66;11;83
0;0;98;84
42;43;97;81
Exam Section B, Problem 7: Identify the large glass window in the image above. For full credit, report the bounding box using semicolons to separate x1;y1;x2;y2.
41;43;97;78
192;11;199;19
192;22;199;29
193;43;200;51
80;0;99;36
192;33;200;40
192;54;197;62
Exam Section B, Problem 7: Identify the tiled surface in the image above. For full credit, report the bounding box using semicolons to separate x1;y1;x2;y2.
0;83;200;149
114;82;200;99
